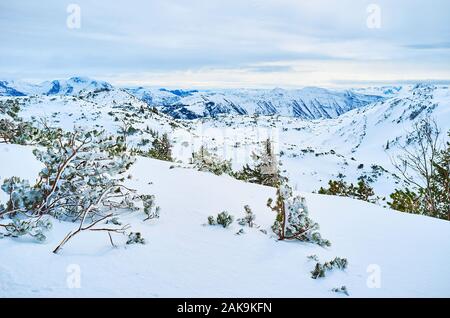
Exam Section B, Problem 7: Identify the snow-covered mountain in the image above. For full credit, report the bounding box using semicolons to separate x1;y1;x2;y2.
1;78;448;196
0;77;112;96
0;77;383;120
126;86;383;119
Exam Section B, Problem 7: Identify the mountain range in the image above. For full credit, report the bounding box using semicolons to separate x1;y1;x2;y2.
1;77;385;120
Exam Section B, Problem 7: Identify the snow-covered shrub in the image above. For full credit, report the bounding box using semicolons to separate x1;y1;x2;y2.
207;216;216;225
217;212;233;228
140;194;160;221
27;128;135;220
237;205;255;227
0;101;54;146
207;212;234;228
126;232;145;245
191;146;233;176
0;119;42;145
268;182;330;247
0;217;52;242
0;177;41;214
0;127;158;252
0;99;20;119
310;257;348;279
318;178;379;204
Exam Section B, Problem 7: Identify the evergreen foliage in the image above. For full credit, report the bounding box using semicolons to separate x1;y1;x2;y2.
207;211;234;228
0;217;52;242
191;146;233;176
318;178;379;204
140;194;160;221
311;257;348;279
126;232;145;245
0;126;159;252
237;205;256;227
390;120;449;220
235;138;282;187
268;182;331;247
147;132;173;162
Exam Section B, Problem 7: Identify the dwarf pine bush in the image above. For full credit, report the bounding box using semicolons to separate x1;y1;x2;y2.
310;257;348;279
318;178;379;204
191;146;233;176
268;182;330;247
207;211;234;228
0;217;52;242
126;232;145;245
237;205;256;227
0;126;159;251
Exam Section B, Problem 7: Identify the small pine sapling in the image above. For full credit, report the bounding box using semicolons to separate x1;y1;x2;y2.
237;205;256;227
140;194;160;221
207;216;216;225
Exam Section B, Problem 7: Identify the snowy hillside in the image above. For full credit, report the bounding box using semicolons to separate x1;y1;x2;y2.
185;84;450;196
1;142;449;297
2;82;449;198
0;87;192;152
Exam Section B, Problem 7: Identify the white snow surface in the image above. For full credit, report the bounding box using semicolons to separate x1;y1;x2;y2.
1;143;449;298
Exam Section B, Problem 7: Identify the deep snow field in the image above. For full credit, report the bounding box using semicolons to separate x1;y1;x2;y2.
1;143;449;298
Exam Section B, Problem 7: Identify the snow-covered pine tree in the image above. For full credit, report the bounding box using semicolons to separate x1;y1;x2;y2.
268;182;330;247
147;132;173;162
236;138;281;187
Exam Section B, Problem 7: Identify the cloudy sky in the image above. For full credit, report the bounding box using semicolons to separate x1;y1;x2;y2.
1;0;449;88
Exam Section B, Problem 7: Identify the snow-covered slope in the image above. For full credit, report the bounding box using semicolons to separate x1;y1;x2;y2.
181;84;450;196
1;143;449;297
0;86;192;152
2;82;448;197
127;87;383;119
